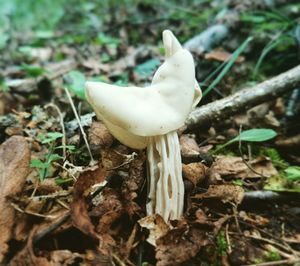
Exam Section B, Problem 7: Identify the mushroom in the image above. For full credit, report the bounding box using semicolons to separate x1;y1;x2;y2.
85;30;201;222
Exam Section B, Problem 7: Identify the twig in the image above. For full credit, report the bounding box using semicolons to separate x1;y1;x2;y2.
45;103;67;160
243;258;300;266
32;212;70;244
243;234;300;257
11;202;59;219
186;65;300;129
225;223;232;254
63;87;95;165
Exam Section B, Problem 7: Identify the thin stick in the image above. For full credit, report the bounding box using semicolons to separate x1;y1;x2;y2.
187;64;300;129
63;87;95;165
243;258;300;266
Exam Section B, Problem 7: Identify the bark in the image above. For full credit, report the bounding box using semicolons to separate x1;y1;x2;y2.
186;65;300;129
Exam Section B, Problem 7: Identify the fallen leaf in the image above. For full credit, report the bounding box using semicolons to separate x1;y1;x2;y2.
155;223;211;266
0;136;30;262
71;166;106;239
138;215;170;246
194;184;244;205
122;152;145;200
182;162;206;187
88;121;114;150
204;49;244;63
208;155;278;180
90;188;124;233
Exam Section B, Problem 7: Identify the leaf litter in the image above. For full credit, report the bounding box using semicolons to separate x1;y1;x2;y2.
1;1;300;265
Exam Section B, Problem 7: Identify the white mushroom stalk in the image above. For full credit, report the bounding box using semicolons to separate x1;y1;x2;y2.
85;30;202;222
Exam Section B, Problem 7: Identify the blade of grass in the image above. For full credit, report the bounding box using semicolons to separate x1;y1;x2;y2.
202;36;253;97
253;34;288;78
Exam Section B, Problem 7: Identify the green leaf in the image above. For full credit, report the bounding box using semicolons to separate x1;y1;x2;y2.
55;177;73;185
30;158;49;169
134;58;161;79
64;70;86;100
20;64;45;78
212;128;277;154
40;132;64;144
230;129;277;143
97;33;120;47
48;153;63;162
284;166;300;181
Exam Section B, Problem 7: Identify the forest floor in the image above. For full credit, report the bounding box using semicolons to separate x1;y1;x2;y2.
0;1;300;265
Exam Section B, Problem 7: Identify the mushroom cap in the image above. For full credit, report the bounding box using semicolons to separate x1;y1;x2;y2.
86;30;201;149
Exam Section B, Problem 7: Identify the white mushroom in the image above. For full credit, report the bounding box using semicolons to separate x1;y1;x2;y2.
85;30;201;222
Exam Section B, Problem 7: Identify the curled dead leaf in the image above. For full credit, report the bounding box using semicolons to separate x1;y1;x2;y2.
0;136;30;262
138;215;170;246
71;166;106;239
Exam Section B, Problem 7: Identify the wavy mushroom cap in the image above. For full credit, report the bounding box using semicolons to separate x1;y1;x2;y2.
85;29;202;149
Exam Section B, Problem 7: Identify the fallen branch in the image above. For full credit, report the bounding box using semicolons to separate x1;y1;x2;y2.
186;65;300;129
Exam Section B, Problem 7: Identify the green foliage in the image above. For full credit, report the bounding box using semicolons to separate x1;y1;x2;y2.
232;179;244;186
64;71;86;100
253;35;295;78
260;148;288;169
31;131;64;181
284;166;300;181
240;10;296;34
231;129;277;142
97;33;121;47
216;231;227;256
30;154;62;181
202;37;253;97
55;177;73;185
265;250;281;262
20;64;46;78
213;129;277;154
134;58;161;80
38;132;64;144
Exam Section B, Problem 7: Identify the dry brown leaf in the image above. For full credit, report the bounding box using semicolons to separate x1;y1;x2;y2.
194;184;244;205
90;188;124;234
204;49;244;63
101;147;129;170
208;155;278;180
182;162;206;187
138;215;170;246
88;121;114;149
0;136;30;262
156;223;211;266
9;226;52;266
71;166;106;239
122;152;145;200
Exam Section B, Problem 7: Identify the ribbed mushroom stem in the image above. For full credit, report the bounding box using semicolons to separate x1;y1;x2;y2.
146;131;184;221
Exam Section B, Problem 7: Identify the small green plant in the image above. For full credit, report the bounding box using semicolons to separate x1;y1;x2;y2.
284;166;300;181
216;231;228;256
265;250;281;261
30;132;64;181
212;128;277;154
260;148;289;169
